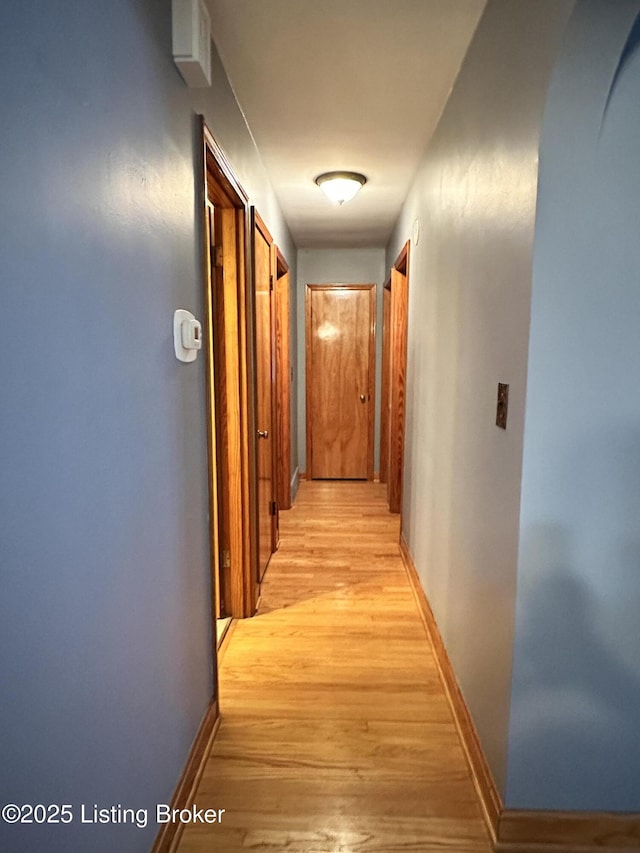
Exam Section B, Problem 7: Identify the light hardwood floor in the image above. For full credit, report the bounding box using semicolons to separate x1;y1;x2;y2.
177;481;492;852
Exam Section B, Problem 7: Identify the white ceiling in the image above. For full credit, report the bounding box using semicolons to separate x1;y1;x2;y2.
206;0;486;248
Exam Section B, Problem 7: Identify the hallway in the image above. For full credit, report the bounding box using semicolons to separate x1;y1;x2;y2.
177;481;492;852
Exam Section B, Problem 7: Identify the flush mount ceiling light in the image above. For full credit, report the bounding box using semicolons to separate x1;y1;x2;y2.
314;171;367;205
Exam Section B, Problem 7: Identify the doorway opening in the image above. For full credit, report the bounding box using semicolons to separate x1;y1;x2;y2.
380;241;410;513
201;117;259;649
305;283;376;480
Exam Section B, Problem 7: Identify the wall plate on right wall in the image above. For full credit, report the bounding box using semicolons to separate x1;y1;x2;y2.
496;383;509;429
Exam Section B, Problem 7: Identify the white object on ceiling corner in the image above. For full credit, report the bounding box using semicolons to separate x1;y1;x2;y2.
174;309;202;362
172;0;211;87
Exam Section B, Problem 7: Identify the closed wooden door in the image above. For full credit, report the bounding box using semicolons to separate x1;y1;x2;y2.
253;217;276;581
306;284;375;479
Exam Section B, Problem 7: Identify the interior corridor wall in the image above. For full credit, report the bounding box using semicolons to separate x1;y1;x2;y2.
508;0;640;811
0;1;294;851
296;248;386;481
385;0;574;795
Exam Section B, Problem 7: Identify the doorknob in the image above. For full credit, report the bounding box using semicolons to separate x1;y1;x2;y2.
360;394;366;403
257;430;269;439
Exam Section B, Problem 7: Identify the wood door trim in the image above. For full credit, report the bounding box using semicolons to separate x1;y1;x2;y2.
204;202;223;624
305;283;376;480
274;247;292;510
306;283;374;292
366;283;376;481
237;208;258;615
251;207;278;575
275;246;288;270
380;287;391;484
201;116;257;620
388;241;410;513
395;240;409;274
203;122;249;205
253;209;274;246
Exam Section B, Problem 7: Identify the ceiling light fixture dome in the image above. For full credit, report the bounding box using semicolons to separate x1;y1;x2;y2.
314;171;367;205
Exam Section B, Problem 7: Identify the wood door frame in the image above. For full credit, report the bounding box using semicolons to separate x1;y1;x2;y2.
251;208;279;564
380;277;391;485
386;241;410;513
305;283;376;481
274;247;292;510
201;117;258;620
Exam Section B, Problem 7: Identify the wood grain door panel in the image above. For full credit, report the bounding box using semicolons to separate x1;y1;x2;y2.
254;220;275;581
306;284;375;480
274;252;291;510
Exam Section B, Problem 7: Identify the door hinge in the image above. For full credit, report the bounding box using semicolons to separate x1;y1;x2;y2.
269;274;274;292
269;500;277;516
213;245;223;268
220;549;231;569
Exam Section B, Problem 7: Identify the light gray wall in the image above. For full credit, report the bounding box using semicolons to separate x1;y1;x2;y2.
296;248;386;477
508;0;640;811
385;0;574;795
0;1;294;851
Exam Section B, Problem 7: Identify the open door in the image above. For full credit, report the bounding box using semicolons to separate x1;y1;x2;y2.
274;248;292;510
252;211;278;581
201;118;258;619
381;242;410;513
204;201;226;631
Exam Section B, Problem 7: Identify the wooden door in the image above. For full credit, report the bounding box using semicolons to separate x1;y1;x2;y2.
202;117;258;621
206;202;227;620
253;214;277;581
306;284;375;479
274;250;292;510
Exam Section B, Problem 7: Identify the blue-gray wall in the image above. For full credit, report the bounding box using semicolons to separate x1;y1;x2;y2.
508;0;640;811
0;2;294;851
385;0;574;797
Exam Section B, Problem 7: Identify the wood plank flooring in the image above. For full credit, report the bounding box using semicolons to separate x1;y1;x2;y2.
177;481;492;852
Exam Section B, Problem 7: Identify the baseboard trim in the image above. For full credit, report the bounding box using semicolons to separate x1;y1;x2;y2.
398;533;640;853
151;697;220;853
496;809;640;851
398;533;501;843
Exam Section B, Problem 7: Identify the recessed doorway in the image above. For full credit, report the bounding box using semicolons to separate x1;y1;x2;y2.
305;283;376;480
